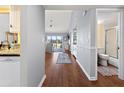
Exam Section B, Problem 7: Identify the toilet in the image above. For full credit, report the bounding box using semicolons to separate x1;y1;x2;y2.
98;54;109;66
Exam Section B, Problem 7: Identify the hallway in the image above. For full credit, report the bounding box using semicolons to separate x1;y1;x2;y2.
42;51;124;87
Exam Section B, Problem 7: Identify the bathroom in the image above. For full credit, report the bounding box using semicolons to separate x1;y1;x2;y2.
97;9;120;76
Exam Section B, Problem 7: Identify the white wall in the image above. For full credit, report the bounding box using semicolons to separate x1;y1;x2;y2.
45;10;71;33
69;12;78;57
70;10;97;80
0;14;9;42
20;5;45;87
97;23;105;49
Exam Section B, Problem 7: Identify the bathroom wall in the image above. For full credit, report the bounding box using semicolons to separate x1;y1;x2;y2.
20;5;45;87
97;23;105;53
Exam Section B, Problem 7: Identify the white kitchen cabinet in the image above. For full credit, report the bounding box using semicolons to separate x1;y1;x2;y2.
10;6;20;33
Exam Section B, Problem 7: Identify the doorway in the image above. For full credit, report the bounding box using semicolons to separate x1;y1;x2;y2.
47;35;63;52
96;9;120;78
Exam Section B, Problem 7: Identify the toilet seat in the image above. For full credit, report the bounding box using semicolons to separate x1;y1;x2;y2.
99;54;109;59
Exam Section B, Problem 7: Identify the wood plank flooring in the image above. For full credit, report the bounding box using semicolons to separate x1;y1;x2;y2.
42;51;124;87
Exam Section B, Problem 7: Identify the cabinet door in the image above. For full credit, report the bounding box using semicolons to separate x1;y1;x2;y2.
10;6;20;33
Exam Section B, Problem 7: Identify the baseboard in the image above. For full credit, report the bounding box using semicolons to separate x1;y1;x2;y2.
70;51;77;59
38;74;46;87
71;51;73;55
76;59;90;80
90;77;97;80
119;75;124;80
76;59;97;81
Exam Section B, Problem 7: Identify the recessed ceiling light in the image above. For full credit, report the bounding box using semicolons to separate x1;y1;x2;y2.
50;25;53;27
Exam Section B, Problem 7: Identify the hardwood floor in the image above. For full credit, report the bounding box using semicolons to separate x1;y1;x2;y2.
42;51;124;87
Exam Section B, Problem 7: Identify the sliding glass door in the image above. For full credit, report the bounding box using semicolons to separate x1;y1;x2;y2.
47;35;63;52
52;36;57;50
105;28;118;58
56;36;62;49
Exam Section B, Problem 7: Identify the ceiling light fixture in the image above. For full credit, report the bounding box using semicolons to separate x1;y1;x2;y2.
50;24;53;27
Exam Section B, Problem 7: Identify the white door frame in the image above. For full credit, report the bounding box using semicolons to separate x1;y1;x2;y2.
119;8;124;80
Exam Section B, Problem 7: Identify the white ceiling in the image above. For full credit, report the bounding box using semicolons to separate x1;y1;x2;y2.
45;10;72;33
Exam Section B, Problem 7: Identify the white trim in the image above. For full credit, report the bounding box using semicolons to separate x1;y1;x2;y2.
72;53;77;59
90;77;97;80
76;59;97;81
38;74;46;87
118;9;124;80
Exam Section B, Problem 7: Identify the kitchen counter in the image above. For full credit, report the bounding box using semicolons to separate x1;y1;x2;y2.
0;47;20;56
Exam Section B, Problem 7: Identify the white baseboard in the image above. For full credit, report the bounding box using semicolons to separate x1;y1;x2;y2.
71;51;73;55
38;74;46;87
90;77;97;80
76;59;97;81
119;75;124;80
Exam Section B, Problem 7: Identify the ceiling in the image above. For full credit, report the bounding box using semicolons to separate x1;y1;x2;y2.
45;10;72;33
45;5;123;33
44;5;124;10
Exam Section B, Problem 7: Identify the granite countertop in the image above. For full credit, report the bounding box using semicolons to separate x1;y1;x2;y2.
0;47;20;56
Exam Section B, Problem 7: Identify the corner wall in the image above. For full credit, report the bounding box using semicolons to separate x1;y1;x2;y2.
20;5;45;87
70;10;97;80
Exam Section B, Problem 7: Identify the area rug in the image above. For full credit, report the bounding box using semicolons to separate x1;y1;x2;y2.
97;66;118;76
56;52;72;64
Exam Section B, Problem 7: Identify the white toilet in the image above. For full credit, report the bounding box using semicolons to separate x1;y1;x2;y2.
98;54;109;66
